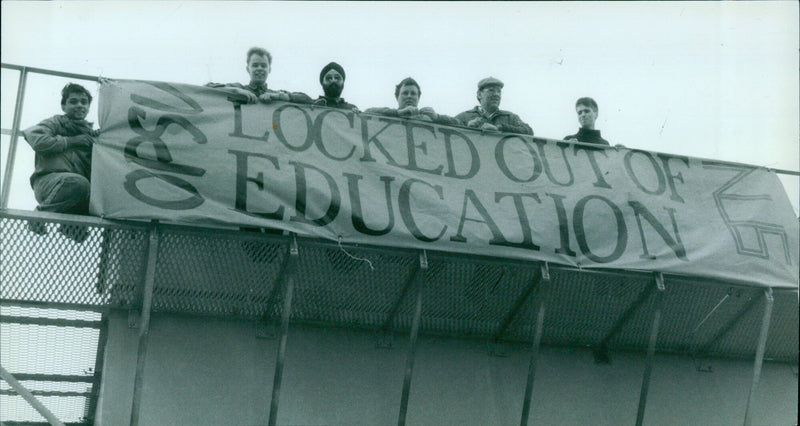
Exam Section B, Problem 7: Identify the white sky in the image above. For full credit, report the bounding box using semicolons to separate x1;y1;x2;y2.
2;1;799;214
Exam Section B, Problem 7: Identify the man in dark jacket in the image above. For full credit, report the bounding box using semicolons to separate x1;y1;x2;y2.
563;97;610;146
312;62;358;111
23;83;97;241
365;77;460;125
206;47;311;104
456;77;533;135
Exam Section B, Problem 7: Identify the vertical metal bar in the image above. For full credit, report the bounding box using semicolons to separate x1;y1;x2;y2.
129;222;160;426
0;366;66;426
635;272;666;426
397;251;428;426
520;263;549;426
492;265;544;342
743;288;774;426
1;67;28;208
85;314;110;422
268;235;299;426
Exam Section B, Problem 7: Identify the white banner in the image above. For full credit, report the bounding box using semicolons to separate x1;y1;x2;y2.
92;80;799;288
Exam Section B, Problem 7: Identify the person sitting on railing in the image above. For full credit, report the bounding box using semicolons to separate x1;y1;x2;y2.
563;97;610;146
456;77;533;135
22;83;96;242
364;77;460;126
206;46;312;104
311;62;359;111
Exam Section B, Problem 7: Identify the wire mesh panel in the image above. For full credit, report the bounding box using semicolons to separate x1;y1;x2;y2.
416;258;540;338
291;245;417;328
151;228;288;318
0;307;100;424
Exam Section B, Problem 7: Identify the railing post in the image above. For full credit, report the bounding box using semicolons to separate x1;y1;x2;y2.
743;288;774;426
268;234;299;426
397;250;428;426
635;272;666;426
520;262;549;426
129;221;160;426
1;66;29;208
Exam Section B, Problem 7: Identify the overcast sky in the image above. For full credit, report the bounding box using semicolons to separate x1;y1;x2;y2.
2;1;798;213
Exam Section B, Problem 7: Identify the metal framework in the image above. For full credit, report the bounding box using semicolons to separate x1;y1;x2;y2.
1;61;798;424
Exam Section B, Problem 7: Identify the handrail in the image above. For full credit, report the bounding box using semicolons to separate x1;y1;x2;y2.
1;62;99;82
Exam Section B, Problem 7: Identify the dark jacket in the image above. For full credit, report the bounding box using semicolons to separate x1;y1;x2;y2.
312;96;358;110
23;115;95;185
364;107;462;126
205;82;312;104
563;128;610;146
455;106;533;135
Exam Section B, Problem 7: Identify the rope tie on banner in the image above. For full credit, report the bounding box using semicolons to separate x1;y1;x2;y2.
338;235;375;271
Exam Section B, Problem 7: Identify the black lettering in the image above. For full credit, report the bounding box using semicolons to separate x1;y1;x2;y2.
535;140;574;187
573;195;627;263
657;153;689;203
401;121;443;175
125;106;206;176
289;161;340;226
450;190;509;246
495;135;542;183
228;149;284;220
345;173;395;236
228;102;270;142
123;169;204;210
131;82;203;114
398;178;447;242
314;109;356;161
359;116;402;167
439;127;480;179
546;193;577;257
624;150;666;196
629;201;688;261
495;192;541;250
273;104;313;152
573;145;612;189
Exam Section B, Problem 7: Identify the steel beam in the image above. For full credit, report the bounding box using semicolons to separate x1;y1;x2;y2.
268;234;299;426
636;272;666;426
743;288;774;426
1;67;28;208
129;222;160;426
0;315;102;328
594;280;656;364
85;314;110;423
519;263;550;426
493;263;548;343
397;251;428;426
6;373;92;383
380;260;422;340
0;366;66;426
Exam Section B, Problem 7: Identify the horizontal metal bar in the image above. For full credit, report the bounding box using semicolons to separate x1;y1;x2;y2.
1;62;99;82
1;208;149;231
8;374;94;383
0;315;102;328
0;389;92;397
0;299;108;313
1;128;10;135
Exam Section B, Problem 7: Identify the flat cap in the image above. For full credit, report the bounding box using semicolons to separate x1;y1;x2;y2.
478;77;504;90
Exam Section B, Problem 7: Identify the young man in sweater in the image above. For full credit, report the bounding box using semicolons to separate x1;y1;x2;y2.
563;97;610;146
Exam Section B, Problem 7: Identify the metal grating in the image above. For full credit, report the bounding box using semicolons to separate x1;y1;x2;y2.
151;229;287;318
0;306;101;424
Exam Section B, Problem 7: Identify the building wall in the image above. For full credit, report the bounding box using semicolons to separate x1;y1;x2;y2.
97;311;798;425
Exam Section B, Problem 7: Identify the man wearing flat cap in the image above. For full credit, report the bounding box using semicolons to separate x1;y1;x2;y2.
456;77;533;135
312;62;359;111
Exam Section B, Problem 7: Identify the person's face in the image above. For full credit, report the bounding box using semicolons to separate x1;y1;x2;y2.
576;104;597;129
322;69;344;98
61;93;90;120
396;84;420;108
247;54;270;85
478;85;502;112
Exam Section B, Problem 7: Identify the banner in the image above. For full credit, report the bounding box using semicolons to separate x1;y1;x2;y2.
92;80;799;288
